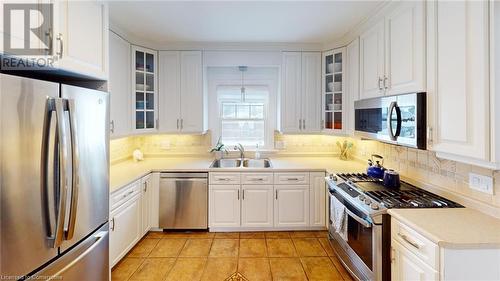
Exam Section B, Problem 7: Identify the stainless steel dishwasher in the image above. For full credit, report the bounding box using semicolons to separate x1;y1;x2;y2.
159;173;208;229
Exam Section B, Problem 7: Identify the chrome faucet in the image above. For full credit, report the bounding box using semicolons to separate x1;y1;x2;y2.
234;143;245;160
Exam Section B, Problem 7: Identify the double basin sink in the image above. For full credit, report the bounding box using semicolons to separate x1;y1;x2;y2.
210;158;272;168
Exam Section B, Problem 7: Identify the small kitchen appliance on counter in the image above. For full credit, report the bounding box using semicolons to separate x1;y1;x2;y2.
325;172;462;281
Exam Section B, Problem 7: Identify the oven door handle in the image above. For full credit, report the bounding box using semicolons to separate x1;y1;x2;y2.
345;208;372;228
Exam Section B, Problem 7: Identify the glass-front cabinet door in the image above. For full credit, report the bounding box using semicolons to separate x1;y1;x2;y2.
132;45;157;131
322;48;346;133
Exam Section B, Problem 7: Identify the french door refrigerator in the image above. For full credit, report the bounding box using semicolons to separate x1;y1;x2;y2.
0;73;109;280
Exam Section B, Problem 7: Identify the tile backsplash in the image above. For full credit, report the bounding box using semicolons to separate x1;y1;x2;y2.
353;139;500;214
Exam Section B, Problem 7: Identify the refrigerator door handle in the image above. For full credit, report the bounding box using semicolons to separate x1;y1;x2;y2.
50;99;69;248
41;98;57;242
65;99;79;240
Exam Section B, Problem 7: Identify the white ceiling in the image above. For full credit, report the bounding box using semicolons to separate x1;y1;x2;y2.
108;1;382;44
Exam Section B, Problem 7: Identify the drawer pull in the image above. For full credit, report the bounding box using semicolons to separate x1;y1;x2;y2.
398;233;421;249
286;178;299;181
121;190;134;199
250;178;264;181
217;178;232;181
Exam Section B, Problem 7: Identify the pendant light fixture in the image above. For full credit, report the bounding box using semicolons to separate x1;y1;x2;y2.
239;66;248;102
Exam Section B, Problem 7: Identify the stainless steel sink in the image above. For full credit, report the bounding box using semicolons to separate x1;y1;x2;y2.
210;158;272;168
242;159;272;168
210;159;241;168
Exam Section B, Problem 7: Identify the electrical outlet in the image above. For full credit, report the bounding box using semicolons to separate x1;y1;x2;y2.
468;173;494;195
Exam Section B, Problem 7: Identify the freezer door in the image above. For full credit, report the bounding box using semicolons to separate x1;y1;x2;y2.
32;223;109;281
60;84;109;252
0;74;60;277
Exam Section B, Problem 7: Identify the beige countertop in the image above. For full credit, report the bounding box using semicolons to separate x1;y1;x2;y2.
110;156;366;193
388;208;500;248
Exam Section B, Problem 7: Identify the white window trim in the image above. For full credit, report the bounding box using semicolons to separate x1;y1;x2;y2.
208;77;278;150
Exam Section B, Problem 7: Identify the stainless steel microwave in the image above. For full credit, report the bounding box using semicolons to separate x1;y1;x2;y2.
354;92;426;149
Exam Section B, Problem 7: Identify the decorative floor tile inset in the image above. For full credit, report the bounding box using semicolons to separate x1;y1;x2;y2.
224;272;249;281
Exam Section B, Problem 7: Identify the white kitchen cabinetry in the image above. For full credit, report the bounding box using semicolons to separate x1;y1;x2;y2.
309;172;326;227
241;185;274;227
391;240;438;281
274;185;309;227
109;31;131;138
359;1;424;99
359;20;385;99
427;0;496;167
391;217;500;281
132;45;157;132
280;52;321;133
109;181;141;267
322;48;346;133
159;51;204;133
140;174;153;235
346;38;359;135
209;185;241;227
52;0;108;80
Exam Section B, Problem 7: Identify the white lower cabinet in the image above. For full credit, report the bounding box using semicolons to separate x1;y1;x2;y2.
209;171;323;230
241;185;274;227
209;185;241;227
391;240;438;281
110;174;157;267
309;172;326;227
274;185;309;227
110;182;141;267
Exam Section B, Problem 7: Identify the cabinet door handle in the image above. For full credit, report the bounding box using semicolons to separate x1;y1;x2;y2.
299;119;302;130
176;119;179;130
180;119;183;130
427;127;433;145
397;233;421;249
111;217;115;231
56;33;63;59
110;120;115;134
302;119;306;130
143;181;148;192
275;190;278;200
242;189;245;200
384;76;389;89
378;77;383;90
237;189;240;200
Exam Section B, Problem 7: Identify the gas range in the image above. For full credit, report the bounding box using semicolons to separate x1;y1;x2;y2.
328;172;462;213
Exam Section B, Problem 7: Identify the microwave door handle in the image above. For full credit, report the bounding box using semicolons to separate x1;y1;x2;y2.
394;105;402;138
65;99;79;240
50;99;68;248
387;101;400;141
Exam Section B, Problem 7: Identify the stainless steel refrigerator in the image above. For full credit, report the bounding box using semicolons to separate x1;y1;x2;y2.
0;73;109;280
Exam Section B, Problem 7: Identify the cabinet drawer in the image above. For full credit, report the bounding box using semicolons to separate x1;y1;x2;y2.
274;172;309;185
241;173;274;184
210;173;241;184
110;180;141;211
391;218;439;270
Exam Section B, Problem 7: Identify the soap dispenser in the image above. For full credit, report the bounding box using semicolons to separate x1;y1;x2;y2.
254;143;261;159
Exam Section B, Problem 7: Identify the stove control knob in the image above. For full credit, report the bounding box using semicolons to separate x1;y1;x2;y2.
329;174;337;181
358;195;365;201
364;198;372;205
370;203;380;210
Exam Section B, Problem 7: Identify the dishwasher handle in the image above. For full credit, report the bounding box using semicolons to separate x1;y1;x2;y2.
160;172;208;179
160;178;208;183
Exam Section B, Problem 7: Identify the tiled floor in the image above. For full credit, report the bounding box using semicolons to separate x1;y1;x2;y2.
112;231;354;281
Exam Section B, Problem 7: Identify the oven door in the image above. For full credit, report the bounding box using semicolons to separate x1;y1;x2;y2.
328;189;383;281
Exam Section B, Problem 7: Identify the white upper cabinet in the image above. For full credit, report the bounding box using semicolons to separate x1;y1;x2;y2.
359;20;385;99
427;1;491;164
281;52;321;133
322;48;346;133
158;51;204;133
359;1;425;99
346;38;359;135
132;46;157;132
53;0;108;80
301;52;322;133
385;2;425;95
109;31;131;138
280;52;303;133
